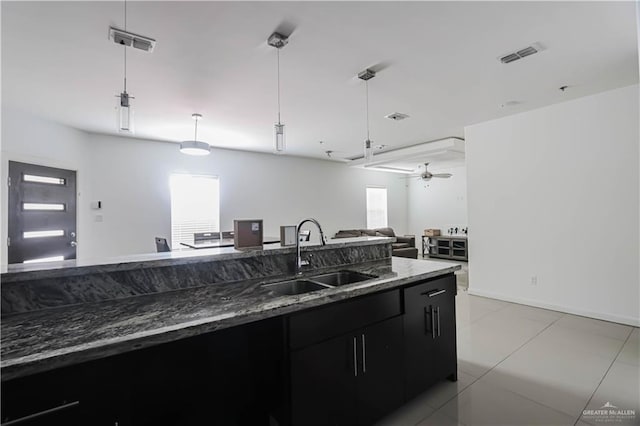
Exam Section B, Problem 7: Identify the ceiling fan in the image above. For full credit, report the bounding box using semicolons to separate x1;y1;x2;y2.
411;163;452;181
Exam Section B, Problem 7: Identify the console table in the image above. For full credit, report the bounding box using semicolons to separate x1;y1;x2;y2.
422;235;468;261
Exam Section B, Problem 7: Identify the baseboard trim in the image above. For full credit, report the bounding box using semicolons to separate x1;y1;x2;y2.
467;288;640;327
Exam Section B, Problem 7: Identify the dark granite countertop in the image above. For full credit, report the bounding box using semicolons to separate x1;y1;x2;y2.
1;237;392;282
1;257;459;381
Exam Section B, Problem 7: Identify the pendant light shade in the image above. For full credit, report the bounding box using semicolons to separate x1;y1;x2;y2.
274;123;285;152
180;113;211;156
268;32;288;153
364;139;373;162
117;91;134;133
180;141;210;156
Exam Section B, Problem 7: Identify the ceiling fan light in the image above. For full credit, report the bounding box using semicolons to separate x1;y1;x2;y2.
180;140;211;156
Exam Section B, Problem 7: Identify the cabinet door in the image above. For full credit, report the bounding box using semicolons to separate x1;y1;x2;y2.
403;275;456;400
432;286;458;382
290;334;357;426
356;316;404;426
1;363;84;426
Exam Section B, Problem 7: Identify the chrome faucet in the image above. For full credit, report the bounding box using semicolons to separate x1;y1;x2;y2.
296;218;326;275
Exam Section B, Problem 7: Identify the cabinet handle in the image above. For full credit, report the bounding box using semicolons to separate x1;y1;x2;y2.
421;289;446;297
2;401;79;426
361;334;367;374
431;306;437;339
436;306;441;337
353;336;358;377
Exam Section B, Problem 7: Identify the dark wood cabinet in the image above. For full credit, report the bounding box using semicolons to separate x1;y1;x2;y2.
403;274;458;400
3;274;458;426
290;332;358;426
1;325;266;426
355;316;404;426
290;316;404;426
288;290;404;426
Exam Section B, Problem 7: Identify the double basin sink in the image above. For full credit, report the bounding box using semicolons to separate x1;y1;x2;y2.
263;270;377;296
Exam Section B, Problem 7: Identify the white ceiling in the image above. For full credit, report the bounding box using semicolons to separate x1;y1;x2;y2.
2;1;638;162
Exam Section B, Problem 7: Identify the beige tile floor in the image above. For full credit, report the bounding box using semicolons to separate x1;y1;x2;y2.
377;287;639;426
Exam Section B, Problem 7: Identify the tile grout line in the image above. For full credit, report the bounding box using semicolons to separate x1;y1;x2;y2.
411;295;512;426
571;327;634;426
456;295;515;330
465;312;566;381
458;313;589;422
422;311;567;425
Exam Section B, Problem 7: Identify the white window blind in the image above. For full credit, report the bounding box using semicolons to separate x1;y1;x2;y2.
170;174;220;248
366;186;388;229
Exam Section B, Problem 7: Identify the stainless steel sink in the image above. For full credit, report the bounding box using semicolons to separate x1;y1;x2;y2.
263;271;377;296
263;279;332;296
309;270;376;287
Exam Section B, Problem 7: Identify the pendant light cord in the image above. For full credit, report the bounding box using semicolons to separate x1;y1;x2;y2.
194;116;199;141
365;80;370;141
123;0;127;93
277;48;281;125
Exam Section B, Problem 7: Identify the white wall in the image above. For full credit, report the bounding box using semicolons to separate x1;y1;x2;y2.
0;109;90;264
407;164;468;243
465;84;639;326
1;111;407;261
81;133;408;259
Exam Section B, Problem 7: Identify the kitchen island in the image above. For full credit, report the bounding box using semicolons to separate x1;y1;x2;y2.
1;238;460;425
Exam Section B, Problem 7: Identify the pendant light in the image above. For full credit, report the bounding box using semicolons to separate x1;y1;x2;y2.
115;0;134;133
268;32;289;152
180;114;211;156
358;68;376;162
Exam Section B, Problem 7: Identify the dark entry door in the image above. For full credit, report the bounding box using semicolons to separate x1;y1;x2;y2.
8;161;77;264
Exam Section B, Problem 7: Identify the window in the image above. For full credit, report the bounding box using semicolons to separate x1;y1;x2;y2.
170;174;220;248
366;186;388;229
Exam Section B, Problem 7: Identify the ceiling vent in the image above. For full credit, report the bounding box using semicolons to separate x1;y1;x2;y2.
385;112;410;121
499;43;542;64
109;27;156;52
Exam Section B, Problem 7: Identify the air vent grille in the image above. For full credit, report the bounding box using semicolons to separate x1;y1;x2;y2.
109;27;156;52
516;46;537;58
499;44;541;64
501;53;520;64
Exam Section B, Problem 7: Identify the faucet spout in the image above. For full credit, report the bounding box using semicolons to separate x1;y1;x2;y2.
295;218;326;275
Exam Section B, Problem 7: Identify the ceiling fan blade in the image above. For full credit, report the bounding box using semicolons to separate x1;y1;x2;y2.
432;173;452;178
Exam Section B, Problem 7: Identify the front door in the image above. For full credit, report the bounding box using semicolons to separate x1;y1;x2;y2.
7;161;77;264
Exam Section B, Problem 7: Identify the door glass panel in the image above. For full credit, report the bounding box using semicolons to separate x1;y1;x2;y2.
23;230;65;239
23;203;65;211
23;174;66;185
23;255;65;264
